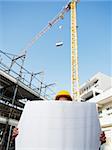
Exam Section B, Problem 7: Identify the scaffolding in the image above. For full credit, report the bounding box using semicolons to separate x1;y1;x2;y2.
0;49;56;149
0;50;56;101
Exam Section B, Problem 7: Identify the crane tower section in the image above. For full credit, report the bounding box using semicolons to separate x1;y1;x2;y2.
71;0;80;101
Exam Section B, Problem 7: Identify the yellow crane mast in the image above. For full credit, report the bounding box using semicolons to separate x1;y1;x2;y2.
70;0;80;100
21;0;80;100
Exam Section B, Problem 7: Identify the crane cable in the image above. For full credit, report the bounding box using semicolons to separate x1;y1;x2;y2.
21;2;71;53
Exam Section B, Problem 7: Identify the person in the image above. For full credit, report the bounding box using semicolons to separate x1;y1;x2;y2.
55;90;72;101
12;90;106;148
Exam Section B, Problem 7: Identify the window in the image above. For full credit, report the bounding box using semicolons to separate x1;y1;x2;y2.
95;92;100;96
106;106;112;111
98;110;102;115
107;112;112;116
94;80;98;84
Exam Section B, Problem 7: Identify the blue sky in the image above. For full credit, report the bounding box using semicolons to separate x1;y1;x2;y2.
0;0;111;97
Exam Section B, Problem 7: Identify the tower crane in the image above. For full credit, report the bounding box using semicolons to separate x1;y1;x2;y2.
22;0;80;101
5;2;80;150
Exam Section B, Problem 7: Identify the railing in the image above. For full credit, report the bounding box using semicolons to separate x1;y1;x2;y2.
0;50;56;100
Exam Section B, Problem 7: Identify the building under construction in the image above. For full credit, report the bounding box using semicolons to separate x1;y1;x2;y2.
0;49;56;149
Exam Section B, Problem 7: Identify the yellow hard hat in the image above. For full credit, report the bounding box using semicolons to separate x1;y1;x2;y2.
55;90;72;101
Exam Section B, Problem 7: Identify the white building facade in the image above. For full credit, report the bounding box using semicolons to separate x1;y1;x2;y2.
80;72;112;149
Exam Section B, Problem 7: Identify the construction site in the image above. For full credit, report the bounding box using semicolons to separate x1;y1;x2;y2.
0;0;112;150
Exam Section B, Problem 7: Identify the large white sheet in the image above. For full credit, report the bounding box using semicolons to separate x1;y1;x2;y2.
16;101;101;150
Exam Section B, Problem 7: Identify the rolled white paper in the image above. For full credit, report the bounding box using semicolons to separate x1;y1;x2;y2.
16;101;101;150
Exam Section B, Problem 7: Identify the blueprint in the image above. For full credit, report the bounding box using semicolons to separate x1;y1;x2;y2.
16;101;101;150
